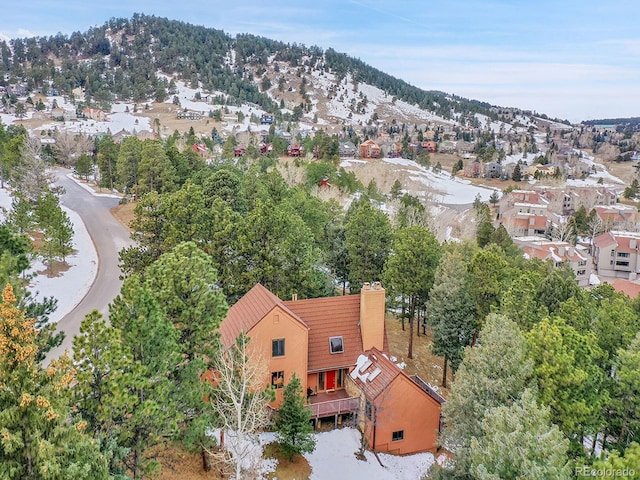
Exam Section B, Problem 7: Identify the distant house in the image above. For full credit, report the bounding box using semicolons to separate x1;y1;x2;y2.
514;238;592;287
82;108;107;122
63;109;77;122
287;143;304;157
593;205;640;232
260;113;274;125
233;146;246;157
192;143;208;158
359;139;381;159
177;110;202;120
527;164;556;177
72;87;85;101
339;141;357;157
259;142;274;155
500;202;551;238
218;282;443;454
484;162;502;178
463;161;482;178
422;140;437;153
593;231;640;279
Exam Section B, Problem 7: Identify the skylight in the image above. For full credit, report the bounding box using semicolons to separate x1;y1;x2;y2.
329;336;344;354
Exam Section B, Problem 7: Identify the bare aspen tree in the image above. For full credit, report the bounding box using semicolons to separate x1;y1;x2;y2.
207;333;273;480
52;129;93;166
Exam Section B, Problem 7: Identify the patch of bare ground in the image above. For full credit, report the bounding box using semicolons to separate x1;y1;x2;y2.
111;201;136;232
29;230;73;278
384;315;451;397
599;158;636;186
142;102;225;138
263;442;312;480
157;446;223;480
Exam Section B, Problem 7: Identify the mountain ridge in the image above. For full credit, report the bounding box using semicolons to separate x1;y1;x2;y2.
0;14;573;129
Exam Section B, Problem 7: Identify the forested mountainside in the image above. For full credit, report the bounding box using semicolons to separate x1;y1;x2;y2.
0;14;497;121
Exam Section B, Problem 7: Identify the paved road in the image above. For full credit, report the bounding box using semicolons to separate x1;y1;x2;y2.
44;169;133;363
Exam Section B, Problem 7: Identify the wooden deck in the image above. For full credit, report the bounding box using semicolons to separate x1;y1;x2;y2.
308;390;360;419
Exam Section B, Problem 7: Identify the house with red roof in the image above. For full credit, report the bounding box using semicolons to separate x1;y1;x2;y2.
611;279;640;299
592;205;640;232
348;348;444;455
514;238;592;286
359;139;381;159
218;282;443;454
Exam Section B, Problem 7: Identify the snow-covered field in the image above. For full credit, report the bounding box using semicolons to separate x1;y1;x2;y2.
252;427;438;480
303;428;437;480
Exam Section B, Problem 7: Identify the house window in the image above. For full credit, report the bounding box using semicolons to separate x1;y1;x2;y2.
616;261;630;267
337;368;345;388
329;336;344;354
577;270;586;276
318;372;325;390
618;252;631;258
392;430;404;442
272;339;285;357
271;371;284;389
365;400;373;420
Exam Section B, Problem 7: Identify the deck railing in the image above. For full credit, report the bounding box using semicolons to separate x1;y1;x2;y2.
310;396;360;418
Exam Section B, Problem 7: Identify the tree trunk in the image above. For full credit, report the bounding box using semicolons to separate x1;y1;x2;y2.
202;448;211;471
408;316;414;359
401;303;406;331
442;355;448;388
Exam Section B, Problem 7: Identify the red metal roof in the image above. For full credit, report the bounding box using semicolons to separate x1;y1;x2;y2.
220;283;305;347
284;295;363;372
350;347;400;401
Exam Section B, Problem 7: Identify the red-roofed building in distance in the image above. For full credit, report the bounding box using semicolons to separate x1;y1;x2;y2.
218;282;443;454
514;238;592;286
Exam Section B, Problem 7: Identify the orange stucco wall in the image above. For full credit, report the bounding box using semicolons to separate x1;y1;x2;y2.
248;306;309;407
364;376;441;455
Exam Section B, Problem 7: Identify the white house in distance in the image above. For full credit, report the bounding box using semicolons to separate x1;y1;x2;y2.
592;231;640;280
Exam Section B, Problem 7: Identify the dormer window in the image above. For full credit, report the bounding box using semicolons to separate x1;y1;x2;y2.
329;336;344;354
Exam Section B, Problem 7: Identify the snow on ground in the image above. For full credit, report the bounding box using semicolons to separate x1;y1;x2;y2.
36;99;152;136
380;157;497;204
0;179;98;325
301;428;435;480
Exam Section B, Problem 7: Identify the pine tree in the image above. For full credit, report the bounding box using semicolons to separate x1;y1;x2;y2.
469;389;571;479
438;314;532;477
427;249;475;387
0;285;109;479
512;163;522;181
275;374;316;461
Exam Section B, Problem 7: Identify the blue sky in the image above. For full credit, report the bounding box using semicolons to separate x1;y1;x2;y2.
1;1;639;122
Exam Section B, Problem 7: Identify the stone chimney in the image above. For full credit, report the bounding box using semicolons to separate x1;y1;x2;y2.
360;282;386;352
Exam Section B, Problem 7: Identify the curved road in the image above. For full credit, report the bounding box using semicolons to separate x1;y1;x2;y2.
45;169;133;363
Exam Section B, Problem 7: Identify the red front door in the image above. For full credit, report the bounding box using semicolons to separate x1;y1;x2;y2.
326;370;336;390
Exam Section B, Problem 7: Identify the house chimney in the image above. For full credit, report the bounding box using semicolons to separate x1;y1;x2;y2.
291;293;298;301
360;283;386;352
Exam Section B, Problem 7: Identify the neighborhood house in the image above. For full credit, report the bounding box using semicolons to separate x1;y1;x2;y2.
218;282;443;455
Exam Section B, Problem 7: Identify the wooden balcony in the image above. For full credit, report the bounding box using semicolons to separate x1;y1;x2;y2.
308;389;360;419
